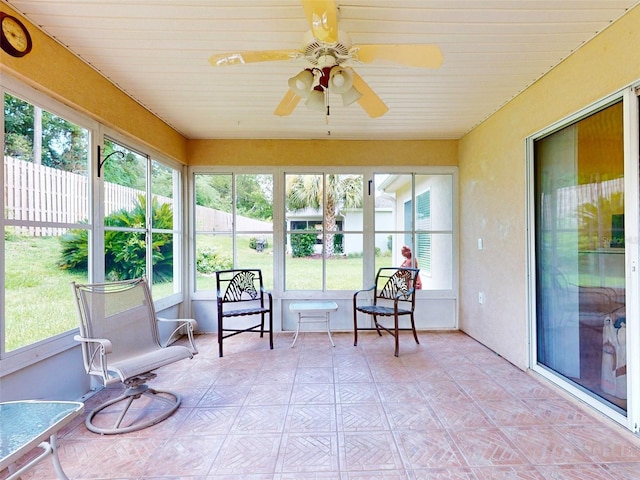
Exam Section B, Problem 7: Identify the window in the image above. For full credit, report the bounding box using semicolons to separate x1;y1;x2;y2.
3;92;90;352
375;173;453;290
194;173;274;290
191;169;455;296
102;137;183;301
1;84;184;363
416;189;432;275
285;173;364;291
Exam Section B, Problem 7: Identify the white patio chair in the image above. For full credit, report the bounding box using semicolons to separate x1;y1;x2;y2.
71;277;197;434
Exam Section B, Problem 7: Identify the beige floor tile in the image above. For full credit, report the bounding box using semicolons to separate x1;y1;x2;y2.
9;331;640;480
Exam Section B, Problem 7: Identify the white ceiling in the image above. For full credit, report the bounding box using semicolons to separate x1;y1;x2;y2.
5;0;639;140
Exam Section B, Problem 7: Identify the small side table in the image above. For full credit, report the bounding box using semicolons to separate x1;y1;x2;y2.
290;301;338;347
0;400;84;480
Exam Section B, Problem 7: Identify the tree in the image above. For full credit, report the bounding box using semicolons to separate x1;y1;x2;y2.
286;174;362;256
4;93;34;161
4;93;88;171
101;139;146;189
195;174;273;221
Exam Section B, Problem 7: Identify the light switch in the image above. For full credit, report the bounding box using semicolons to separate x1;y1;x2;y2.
477;238;483;250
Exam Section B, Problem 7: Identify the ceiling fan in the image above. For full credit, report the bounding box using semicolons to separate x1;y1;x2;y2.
209;0;443;118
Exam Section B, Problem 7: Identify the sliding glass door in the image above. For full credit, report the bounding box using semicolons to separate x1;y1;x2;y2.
533;99;627;415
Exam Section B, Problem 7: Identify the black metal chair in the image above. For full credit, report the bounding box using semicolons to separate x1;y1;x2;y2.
216;269;273;357
353;267;420;357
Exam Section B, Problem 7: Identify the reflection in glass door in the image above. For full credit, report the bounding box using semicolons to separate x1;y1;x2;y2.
534;100;627;413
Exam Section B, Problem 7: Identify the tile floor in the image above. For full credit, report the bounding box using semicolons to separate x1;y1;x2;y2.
6;330;640;479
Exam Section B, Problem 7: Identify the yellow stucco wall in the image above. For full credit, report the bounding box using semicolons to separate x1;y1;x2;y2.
188;139;458;166
0;3;188;163
458;4;640;368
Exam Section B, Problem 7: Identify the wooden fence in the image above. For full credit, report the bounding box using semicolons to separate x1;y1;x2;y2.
4;156;153;235
4;156;272;236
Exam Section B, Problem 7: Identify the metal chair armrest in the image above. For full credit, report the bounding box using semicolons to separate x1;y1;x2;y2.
73;335;112;381
157;317;199;354
354;285;375;296
73;335;112;353
262;288;273;307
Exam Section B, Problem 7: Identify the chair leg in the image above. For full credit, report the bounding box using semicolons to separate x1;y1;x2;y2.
410;313;420;344
394;313;400;357
353;309;358;346
218;322;224;358
260;313;265;338
85;383;181;434
268;313;274;350
374;314;382;336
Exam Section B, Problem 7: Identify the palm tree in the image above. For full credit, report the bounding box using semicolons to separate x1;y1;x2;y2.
286;174;362;257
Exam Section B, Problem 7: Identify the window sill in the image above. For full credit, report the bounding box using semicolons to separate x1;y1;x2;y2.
0;331;79;378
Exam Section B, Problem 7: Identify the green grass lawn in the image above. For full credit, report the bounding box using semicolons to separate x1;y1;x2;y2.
5;234;390;351
4;235;86;351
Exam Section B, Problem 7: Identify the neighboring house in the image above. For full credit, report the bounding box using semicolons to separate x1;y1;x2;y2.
285;193;395;255
379;174;454;291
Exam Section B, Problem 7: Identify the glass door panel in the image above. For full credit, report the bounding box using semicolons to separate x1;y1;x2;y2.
534;101;626;413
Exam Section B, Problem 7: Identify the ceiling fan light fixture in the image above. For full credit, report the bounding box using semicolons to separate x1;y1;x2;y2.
288;69;314;98
340;86;362;106
328;66;353;94
304;88;326;112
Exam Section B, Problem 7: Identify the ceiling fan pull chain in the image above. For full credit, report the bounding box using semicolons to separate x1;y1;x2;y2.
325;90;330;123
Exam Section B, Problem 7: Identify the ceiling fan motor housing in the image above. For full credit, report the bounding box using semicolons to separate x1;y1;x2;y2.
302;30;351;66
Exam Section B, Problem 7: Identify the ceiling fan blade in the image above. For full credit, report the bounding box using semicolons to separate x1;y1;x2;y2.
301;0;338;44
352;44;444;69
274;89;301;116
210;50;300;67
349;69;389;118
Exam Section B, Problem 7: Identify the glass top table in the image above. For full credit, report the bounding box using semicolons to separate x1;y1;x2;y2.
289;301;339;347
0;400;84;480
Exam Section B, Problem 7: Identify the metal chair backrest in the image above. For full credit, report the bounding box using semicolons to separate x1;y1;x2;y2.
374;267;420;306
216;269;267;313
73;277;160;370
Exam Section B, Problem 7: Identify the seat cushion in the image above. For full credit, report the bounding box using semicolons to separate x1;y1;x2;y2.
109;345;194;382
356;305;412;316
222;307;270;317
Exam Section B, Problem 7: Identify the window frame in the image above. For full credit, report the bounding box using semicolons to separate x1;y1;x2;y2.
99;129;186;311
526;87;634;430
189;165;458;302
0;76;186;375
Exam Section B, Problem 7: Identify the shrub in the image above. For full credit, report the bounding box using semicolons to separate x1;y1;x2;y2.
196;247;232;274
333;233;343;254
59;195;174;282
291;232;316;257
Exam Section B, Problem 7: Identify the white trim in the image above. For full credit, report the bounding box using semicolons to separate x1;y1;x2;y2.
187;166;459;330
623;86;640;433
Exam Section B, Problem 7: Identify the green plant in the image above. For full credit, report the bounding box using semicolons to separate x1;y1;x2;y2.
290;232;316;257
333;233;343;254
196;247;232;274
59;195;174;282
